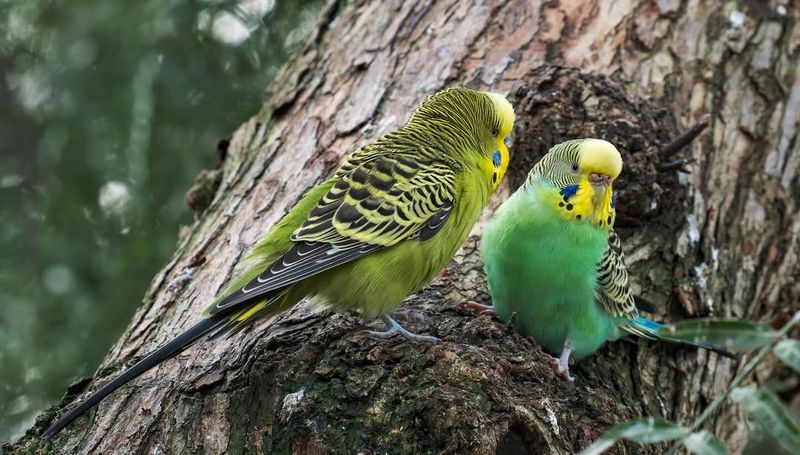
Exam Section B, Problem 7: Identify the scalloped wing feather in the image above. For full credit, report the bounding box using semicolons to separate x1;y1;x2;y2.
596;230;639;321
210;152;456;313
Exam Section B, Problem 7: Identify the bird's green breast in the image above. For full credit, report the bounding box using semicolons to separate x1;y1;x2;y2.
482;182;616;358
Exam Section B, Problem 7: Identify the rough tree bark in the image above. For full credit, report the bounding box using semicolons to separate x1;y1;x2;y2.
9;0;800;453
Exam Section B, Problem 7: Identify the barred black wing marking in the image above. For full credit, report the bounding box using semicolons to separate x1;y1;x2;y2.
417;201;453;241
596;229;638;320
213;153;457;312
296;155;457;246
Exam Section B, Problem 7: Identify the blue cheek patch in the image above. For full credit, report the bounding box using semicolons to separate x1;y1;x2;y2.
559;184;579;200
503;135;511;146
611;194;617;209
492;150;502;168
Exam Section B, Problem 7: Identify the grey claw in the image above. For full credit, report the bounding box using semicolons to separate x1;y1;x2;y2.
363;314;439;343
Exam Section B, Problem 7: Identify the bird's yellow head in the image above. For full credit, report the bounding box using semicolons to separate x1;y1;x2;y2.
485;92;515;191
528;138;622;229
408;87;515;192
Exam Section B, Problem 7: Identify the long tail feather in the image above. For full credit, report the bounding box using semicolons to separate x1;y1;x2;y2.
43;315;226;438
624;316;736;359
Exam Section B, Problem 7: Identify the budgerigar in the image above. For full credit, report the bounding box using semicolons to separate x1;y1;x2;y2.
43;87;516;436
479;138;732;381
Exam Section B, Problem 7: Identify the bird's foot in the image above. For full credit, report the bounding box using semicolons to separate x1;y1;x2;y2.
363;314;439;343
460;300;497;317
544;340;575;382
544;354;574;382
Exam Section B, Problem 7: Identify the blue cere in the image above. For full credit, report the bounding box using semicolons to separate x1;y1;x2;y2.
492;150;502;168
559;184;579;200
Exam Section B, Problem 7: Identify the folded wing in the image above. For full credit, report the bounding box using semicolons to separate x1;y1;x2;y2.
210;153;457;313
596;230;642;326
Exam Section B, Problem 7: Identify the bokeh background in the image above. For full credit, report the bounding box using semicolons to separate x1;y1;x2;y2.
0;0;322;441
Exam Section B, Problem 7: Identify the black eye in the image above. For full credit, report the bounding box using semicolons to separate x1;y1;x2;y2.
571;163;579;172
491;128;499;137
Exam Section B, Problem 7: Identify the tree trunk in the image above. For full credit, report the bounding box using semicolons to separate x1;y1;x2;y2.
10;0;800;453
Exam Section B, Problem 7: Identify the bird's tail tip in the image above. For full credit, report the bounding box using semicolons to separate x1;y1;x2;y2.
41;315;225;438
628;316;737;359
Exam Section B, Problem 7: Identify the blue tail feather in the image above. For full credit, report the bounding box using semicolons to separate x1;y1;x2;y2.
633;316;662;332
622;316;661;340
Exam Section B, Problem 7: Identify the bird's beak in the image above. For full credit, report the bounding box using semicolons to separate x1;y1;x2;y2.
589;173;612;187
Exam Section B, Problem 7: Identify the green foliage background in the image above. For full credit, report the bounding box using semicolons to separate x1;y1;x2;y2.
0;0;322;441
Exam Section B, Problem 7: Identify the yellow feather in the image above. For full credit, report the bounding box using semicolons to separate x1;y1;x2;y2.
486;92;515;190
235;302;265;322
486;92;515;135
577;139;622;179
595;185;616;228
542;176;615;229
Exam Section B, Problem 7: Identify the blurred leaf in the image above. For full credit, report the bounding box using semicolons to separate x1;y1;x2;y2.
731;387;800;452
682;431;728;455
578;418;690;455
658;320;776;351
774;339;800;373
0;0;324;441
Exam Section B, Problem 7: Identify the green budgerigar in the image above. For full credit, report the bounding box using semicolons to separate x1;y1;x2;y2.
480;138;732;381
43;87;515;436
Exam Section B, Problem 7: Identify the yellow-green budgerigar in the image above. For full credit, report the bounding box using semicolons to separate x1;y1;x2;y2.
479;138;733;381
43;87;515;436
